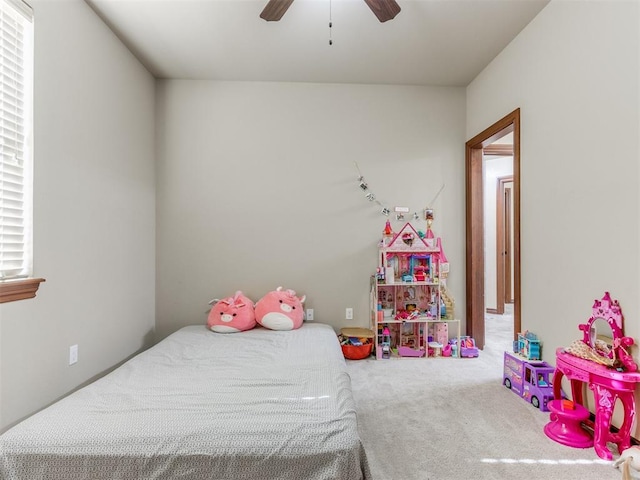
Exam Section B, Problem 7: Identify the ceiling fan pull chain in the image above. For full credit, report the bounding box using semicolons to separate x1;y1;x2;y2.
329;0;333;45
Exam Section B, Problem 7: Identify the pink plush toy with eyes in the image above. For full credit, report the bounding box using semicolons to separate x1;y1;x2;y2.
255;287;306;331
207;291;256;333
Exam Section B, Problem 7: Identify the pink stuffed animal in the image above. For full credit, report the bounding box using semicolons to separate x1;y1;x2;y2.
207;291;256;333
255;287;306;331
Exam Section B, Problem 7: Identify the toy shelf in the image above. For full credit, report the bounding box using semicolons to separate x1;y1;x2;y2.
375;317;437;324
371;306;461;359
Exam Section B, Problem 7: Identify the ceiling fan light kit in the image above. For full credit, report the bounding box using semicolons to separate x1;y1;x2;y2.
260;0;401;23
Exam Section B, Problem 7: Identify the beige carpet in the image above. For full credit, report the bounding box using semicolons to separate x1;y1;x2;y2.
346;313;624;480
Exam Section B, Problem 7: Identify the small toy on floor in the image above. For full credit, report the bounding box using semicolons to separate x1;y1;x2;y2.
514;330;541;360
614;446;640;480
505;351;555;411
457;336;479;358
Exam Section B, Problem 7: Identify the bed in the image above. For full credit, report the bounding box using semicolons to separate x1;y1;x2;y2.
0;323;371;480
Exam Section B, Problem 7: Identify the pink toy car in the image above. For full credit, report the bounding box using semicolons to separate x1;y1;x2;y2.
454;336;479;358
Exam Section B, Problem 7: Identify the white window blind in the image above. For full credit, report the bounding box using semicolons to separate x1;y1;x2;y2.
0;0;33;280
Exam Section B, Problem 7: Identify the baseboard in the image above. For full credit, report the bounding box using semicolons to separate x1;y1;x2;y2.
586;412;639;446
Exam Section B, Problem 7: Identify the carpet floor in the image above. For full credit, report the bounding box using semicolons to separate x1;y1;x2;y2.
346;313;625;480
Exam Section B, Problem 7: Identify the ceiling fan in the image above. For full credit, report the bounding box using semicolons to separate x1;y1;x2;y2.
260;0;401;23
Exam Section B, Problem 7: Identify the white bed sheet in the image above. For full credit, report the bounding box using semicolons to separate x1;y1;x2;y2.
0;323;371;480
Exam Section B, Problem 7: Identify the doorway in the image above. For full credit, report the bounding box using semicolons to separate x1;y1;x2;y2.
465;109;521;349
486;174;513;315
497;176;514;309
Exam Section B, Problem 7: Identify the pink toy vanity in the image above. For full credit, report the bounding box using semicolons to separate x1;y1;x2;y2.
544;292;640;460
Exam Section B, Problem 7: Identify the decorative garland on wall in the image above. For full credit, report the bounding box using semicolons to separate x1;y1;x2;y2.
354;161;445;223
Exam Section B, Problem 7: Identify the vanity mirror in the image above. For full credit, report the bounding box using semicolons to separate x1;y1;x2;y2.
589;317;613;353
577;292;636;372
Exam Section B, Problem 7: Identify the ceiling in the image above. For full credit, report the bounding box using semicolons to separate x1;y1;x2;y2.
86;0;549;87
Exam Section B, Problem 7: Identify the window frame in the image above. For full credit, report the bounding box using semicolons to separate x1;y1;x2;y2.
0;0;43;303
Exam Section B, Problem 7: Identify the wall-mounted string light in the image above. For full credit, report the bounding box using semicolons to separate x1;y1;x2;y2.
354;161;445;224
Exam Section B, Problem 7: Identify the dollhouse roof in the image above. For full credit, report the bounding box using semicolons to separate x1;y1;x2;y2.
383;222;439;253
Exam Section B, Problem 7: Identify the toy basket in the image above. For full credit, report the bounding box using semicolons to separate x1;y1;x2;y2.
341;343;373;360
340;327;374;360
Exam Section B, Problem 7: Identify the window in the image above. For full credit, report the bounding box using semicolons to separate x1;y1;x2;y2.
0;0;43;302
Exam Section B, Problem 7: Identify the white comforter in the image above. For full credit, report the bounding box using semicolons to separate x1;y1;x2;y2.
0;324;371;480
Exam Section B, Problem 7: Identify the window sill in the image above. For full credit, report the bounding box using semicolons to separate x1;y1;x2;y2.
0;278;46;304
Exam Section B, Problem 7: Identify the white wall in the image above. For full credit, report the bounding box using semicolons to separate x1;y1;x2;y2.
467;0;639;430
0;0;156;431
156;81;466;340
483;156;513;312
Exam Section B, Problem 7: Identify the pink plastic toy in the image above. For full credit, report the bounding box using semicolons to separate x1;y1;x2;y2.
455;336;479;358
578;291;637;372
207;291;256;333
255;286;306;331
398;346;425;357
545;292;640;460
380;326;391;359
544;399;593;449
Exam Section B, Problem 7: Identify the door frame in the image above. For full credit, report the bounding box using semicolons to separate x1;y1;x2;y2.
501;178;514;305
496;175;514;313
465;109;521;349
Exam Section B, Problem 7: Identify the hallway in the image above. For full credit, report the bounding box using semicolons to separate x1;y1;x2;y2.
485;303;514;352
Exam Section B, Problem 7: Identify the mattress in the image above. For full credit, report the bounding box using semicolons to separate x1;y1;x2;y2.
0;323;371;480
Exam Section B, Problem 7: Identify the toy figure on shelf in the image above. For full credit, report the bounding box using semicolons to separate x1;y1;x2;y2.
425;208;434;228
381;326;391;359
381;220;394;247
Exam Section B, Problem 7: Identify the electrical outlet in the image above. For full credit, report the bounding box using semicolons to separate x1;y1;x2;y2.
69;344;78;365
306;308;314;321
346;307;353;320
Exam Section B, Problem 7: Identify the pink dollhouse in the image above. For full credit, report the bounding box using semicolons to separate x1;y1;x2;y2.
372;222;459;359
